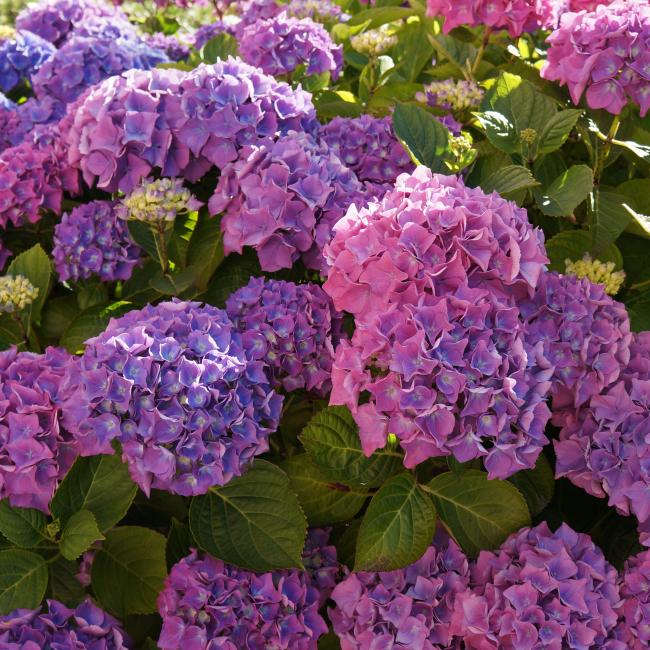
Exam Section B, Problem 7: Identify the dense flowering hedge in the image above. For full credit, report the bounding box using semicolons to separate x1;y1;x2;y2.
0;0;648;649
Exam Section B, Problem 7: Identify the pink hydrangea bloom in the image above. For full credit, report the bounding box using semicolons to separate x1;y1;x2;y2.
612;549;650;648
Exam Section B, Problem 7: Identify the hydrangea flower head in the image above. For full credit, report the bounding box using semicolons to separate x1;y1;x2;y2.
62;300;283;496
0;29;55;93
144;32;190;62
211;130;364;273
0;598;130;649
117;176;201;224
0;347;77;512
193;19;231;51
565;254;626;295
158;531;335;649
0;274;38;313
226;277;344;394
613;549;650;648
520;271;632;421
16;0;124;46
420;78;484;113
239;12;342;79
450;523;622;649
286;0;343;22
234;0;283;36
53;200;141;283
542;0;650;116
0;90;13;110
350;24;398;57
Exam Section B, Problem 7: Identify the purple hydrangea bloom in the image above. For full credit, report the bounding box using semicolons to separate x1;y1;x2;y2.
210;130;364;273
193;20;232;51
612;549;650;648
0;347;78;513
239;12;342;79
62;300;283;496
554;331;650;545
65;59;317;193
225;277;344;395
0;90;14;109
520;271;632;424
330;534;470;649
157;530;335;649
72;15;140;41
0;30;55;93
302;527;340;606
145;32;190;62
542;0;650;116
16;0;125;46
0;238;11;270
450;523;622;649
53;200;141;283
0;599;130;649
319;115;414;197
32;35;167;109
234;0;283;36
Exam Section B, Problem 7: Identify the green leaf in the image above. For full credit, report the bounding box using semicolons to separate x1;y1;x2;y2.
189;460;307;571
314;90;363;119
91;526;167;618
281;455;368;527
149;268;197;295
536;109;582;155
392;103;451;173
626;289;650;332
127;221;160;262
0;502;47;548
51;455;138;532
475;111;519;154
429;33;477;76
59;510;104;561
186;213;224;290
59;301;132;353
618;179;650;239
166;518;192;571
347;6;416;28
201;251;262;308
6;244;52;320
508;455;555;517
480;165;539;197
395;20;434;82
545;230;622;272
589;189;632;254
40;294;79;341
300;406;402;489
48;556;86;606
355;473;436;572
535;165;593;217
200;33;239;63
423;470;530;557
0;549;48;614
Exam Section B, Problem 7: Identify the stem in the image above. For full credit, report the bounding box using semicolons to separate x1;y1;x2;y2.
11;312;29;349
594;114;621;184
153;222;170;274
470;28;491;79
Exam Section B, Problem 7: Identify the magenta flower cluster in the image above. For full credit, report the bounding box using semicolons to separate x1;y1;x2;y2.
520;271;632;424
31;35;167;108
554;331;650;544
211;130;364;273
542;0;650;116
450;523;622;649
614;549;650;648
65;59;317;193
0;347;77;513
62;300;283;497
52;200;141;283
157;530;336;649
323;168;551;476
16;0;124;46
330;535;470;649
0;599;131;649
225;277;343;395
0;30;55;93
239;12;342;79
319;115;414;198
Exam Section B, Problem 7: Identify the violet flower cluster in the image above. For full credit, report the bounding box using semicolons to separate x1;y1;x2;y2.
554;331;650;545
0;96;63;152
542;0;650;116
450;522;622;649
62;300;283;497
0;599;131;649
31;35;167;109
0;29;54;93
144;32;190;62
520;271;632;423
319;115;414;198
158;530;336;649
211;130;364;273
0;347;77;513
53;200;141;283
330;535;470;649
193;20;231;51
15;0;124;46
239;12;342;79
225;277;343;395
65;59;317;193
613;549;650;648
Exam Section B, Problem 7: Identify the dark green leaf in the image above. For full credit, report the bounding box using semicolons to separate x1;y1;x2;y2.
40;295;79;341
149;268;197;295
475;111;519;154
52;454;138;532
92;526;167;618
355;473;436;571
535;165;593;217
127;222;160;262
347;6;416;28
59;301;132;353
166;518;192;571
429;33;477;76
423;470;530;557
201;251;261;308
0;549;48;614
59;510;104;561
300;406;402;489
6;244;52;320
0;502;47;548
186;213;224;290
545;230;622;272
189;460;307;571
480;165;539;197
589;189;632;254
282;455;368;527
508;455;555;517
48;556;86;606
536;109;583;155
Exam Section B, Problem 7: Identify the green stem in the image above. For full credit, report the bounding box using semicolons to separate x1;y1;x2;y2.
470;28;491;80
594;114;621;184
153;222;170;274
